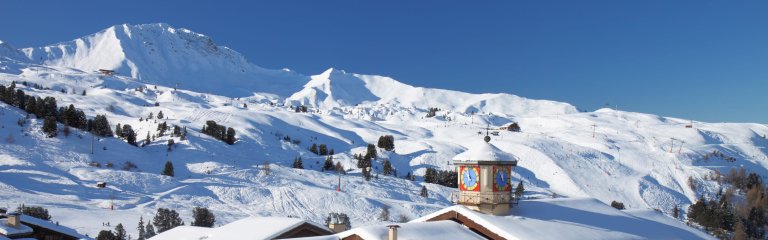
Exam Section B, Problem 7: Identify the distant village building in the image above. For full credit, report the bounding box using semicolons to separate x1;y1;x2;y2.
325;213;350;233
97;69;115;76
0;212;89;240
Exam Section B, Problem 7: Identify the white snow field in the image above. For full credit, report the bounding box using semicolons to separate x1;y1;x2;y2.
0;23;764;238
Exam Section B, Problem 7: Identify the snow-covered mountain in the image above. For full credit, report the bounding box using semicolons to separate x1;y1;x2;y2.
21;23;307;97
0;40;28;74
286;68;576;116
0;23;763;238
17;23;576;117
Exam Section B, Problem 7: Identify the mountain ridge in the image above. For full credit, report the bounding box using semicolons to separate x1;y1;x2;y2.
8;23;576;117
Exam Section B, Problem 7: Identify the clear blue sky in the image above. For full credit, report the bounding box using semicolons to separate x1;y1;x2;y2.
1;1;766;122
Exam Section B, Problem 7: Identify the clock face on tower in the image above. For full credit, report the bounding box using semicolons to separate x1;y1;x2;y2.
459;166;480;191
493;166;511;192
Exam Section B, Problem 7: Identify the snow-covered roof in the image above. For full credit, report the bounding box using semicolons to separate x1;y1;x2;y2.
413;198;714;240
150;217;329;240
337;220;484;240
0;218;33;236
18;214;90;239
452;140;519;162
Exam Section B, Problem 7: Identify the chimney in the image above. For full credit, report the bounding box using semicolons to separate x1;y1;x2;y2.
6;212;20;228
387;225;400;240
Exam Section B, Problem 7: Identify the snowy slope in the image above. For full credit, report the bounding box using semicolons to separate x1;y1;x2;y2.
0;24;764;238
0;40;28;74
286;68;577;116
22;23;307;97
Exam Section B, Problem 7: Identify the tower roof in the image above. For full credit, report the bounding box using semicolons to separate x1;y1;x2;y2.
452;140;519;162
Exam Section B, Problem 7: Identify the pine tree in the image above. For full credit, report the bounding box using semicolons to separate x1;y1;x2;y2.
323;156;335;171
420;185;428;198
378;206;390;221
382;160;393;176
515;181;525;199
162;161;174;177
310;144;318;155
96;230;117;240
92;115;113;137
157;111;164;119
152;208;183;233
137;217;146;240
335;162;345;174
672;205;679;219
114;223;127;240
225;127;236;145
319;144;328;155
115;123;123;138
43;116;57;137
292;157;304;169
145;222;156;238
610;201;625;210
144;132;151;146
424;168;438;183
167;139;175;151
365;144;377;159
122;124;137;146
191;207;215;227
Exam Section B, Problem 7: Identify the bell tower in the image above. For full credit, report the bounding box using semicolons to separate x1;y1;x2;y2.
453;132;518;215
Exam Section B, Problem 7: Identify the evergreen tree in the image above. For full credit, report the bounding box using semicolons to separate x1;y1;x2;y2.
515;181;525;199
180;126;187;141
173;125;181;137
424;168;438;183
157;111;164;119
420;185;428;198
335;162;345;174
91;115;113;137
292;157;304;169
137;216;146;240
115;123;123;138
167;139;175;151
191;207;215;227
610;201;625;210
144;132;151;146
43;116;57;137
96;230;117;240
152;208;183;233
114;223;127;240
145;222;156;238
672;205;679;219
378;206;390;221
225;127;236;145
365;144;377;159
323;156;334;171
319;144;328;155
382;160;393;176
310;144;318;155
162;161;174;177
17;204;51;220
121;124;137;146
81;90;87;96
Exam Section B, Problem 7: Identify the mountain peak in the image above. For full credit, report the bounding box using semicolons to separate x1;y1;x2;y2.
20;23;306;97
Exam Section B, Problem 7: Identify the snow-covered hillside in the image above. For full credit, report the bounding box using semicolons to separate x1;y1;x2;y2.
0;23;764;238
